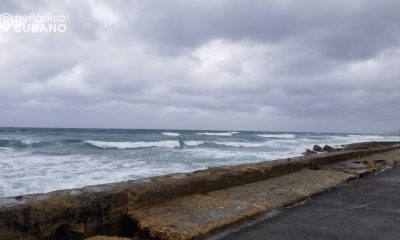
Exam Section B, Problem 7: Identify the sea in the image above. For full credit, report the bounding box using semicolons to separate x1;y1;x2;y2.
1;127;400;198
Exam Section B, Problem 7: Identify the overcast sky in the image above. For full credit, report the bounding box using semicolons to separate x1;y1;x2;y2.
0;0;399;133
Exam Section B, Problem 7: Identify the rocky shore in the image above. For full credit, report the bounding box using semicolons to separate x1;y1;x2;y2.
1;141;399;240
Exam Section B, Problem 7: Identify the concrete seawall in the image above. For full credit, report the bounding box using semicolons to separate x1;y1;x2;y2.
1;142;399;240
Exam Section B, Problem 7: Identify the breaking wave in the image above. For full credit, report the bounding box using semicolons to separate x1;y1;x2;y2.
197;131;239;136
257;133;296;139
184;140;204;146
3;127;400;198
211;141;269;148
85;140;180;149
162;132;181;136
0;139;45;148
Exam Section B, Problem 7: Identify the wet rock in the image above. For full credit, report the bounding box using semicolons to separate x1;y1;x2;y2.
303;149;317;155
14;196;23;201
313;145;322;152
322;145;335;152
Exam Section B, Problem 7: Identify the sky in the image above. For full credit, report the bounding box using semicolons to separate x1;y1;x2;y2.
0;0;399;133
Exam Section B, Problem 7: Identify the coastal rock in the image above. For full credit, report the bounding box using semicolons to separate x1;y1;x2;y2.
322;145;335;152
313;145;322;152
303;149;317;155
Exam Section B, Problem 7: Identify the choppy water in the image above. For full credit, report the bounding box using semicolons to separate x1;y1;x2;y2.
1;127;399;197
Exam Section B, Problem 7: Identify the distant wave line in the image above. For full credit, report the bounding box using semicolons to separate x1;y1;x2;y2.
85;140;180;149
161;132;181;136
196;131;239;136
257;133;295;139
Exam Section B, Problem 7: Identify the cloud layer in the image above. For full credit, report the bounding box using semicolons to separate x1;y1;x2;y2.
1;0;400;133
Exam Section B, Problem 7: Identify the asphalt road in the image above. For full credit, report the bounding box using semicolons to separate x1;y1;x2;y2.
215;165;400;240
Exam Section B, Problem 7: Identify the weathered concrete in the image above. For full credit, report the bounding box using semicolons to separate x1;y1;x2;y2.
131;169;352;240
0;142;399;239
132;148;400;240
212;160;400;240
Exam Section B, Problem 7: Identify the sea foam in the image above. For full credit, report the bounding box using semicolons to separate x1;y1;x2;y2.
162;132;181;136
2;127;400;198
210;141;270;148
85;140;180;149
257;133;296;138
184;140;204;146
197;131;239;136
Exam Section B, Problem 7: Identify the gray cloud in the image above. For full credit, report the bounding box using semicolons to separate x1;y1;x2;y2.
1;0;400;133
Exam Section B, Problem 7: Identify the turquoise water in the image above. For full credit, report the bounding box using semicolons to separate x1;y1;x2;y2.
1;127;399;197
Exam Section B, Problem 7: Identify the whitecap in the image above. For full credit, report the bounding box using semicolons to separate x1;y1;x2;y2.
187;139;298;148
211;141;272;148
184;141;204;146
348;134;385;140
162;132;181;137
197;131;239;136
20;139;42;145
257;133;295;139
85;140;180;149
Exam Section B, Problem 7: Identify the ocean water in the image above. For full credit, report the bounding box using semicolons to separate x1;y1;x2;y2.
1;127;400;198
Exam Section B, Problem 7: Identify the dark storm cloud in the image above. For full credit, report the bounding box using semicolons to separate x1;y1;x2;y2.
124;0;400;59
1;0;400;132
